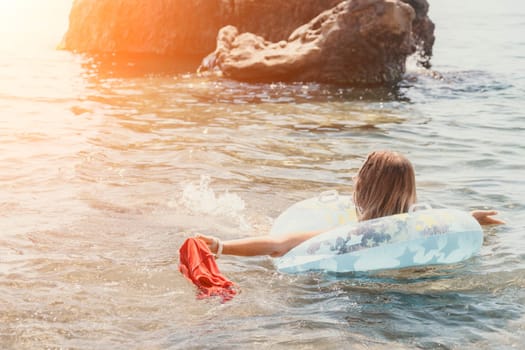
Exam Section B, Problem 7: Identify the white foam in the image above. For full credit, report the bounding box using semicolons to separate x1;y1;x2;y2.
173;175;250;230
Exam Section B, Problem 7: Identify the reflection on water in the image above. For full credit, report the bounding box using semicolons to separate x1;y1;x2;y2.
82;53;202;78
1;0;525;349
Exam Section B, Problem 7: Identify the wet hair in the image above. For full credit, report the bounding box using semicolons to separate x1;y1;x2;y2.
353;151;417;221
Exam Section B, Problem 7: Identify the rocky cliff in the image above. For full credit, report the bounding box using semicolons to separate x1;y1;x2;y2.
60;0;435;85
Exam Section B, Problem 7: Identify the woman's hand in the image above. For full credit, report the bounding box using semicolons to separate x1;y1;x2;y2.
471;210;505;225
196;234;220;254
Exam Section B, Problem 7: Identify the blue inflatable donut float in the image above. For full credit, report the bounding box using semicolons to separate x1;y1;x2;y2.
270;191;483;274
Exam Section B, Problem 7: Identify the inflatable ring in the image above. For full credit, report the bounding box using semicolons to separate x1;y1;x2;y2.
270;191;483;274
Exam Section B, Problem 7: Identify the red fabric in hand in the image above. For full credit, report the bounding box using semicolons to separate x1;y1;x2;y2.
179;237;237;302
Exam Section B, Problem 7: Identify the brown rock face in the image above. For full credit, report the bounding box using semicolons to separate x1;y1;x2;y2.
60;0;341;55
201;0;417;85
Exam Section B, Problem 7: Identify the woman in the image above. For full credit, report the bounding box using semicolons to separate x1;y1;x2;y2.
198;151;504;258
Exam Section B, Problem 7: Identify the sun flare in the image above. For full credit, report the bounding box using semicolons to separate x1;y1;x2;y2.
0;0;72;49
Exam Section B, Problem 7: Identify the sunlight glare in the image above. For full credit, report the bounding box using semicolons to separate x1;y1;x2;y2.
0;0;73;51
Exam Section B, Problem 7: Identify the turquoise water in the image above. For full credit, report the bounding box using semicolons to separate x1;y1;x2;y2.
0;0;524;349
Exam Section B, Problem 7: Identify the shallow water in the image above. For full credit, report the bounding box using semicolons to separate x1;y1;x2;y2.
0;0;524;349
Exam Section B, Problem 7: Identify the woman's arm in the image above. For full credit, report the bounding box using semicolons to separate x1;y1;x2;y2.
471;210;505;225
195;209;504;258
197;230;323;258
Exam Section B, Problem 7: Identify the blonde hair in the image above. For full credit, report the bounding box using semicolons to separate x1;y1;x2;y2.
353;151;417;221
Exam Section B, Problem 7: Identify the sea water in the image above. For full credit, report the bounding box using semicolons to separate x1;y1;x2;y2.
0;0;524;349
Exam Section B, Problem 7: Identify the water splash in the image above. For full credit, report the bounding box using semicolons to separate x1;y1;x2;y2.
175;175;249;230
